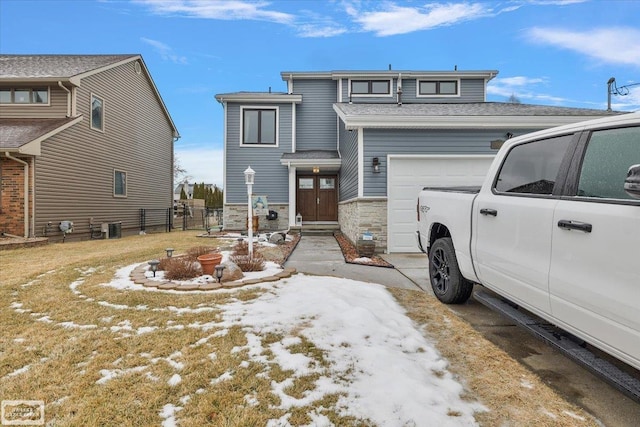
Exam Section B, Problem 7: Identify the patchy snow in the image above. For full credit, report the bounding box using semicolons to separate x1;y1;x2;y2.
168;374;182;386
159;403;182;427
96;366;147;385
216;275;485;425
563;411;586;421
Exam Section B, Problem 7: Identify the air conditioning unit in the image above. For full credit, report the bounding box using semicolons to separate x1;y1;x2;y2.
101;223;109;239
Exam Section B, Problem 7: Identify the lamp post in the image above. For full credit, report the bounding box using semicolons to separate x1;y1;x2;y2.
244;166;255;260
165;248;174;258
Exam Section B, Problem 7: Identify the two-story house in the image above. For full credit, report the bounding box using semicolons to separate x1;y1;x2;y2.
0;54;179;242
216;69;615;253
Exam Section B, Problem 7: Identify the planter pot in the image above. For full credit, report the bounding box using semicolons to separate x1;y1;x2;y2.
197;253;223;276
356;239;375;258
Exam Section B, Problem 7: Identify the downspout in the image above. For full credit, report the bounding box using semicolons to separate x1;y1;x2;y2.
58;81;71;117
5;152;29;238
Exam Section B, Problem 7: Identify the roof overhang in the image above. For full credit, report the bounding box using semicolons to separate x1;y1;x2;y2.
216;93;302;103
281;70;499;81
280;150;342;172
332;105;609;130
0;116;83;155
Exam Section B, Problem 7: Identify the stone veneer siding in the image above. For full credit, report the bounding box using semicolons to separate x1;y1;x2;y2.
0;157;34;237
338;198;387;253
224;203;289;232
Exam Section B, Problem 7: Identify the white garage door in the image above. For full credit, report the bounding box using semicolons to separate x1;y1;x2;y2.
387;155;495;253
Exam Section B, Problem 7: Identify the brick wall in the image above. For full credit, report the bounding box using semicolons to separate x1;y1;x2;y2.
0;156;34;236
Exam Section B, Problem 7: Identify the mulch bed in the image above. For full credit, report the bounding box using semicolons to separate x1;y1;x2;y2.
334;231;394;268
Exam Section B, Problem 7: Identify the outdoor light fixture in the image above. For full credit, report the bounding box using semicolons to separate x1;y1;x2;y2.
148;260;160;277
313;167;320;173
505;132;514;139
214;264;226;283
244;166;255;259
165;248;174;258
244;166;255;185
372;157;380;173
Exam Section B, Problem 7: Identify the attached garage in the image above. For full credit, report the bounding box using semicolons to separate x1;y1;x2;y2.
386;155;495;253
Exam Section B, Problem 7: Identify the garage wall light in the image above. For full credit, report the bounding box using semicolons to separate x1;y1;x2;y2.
372;157;380;173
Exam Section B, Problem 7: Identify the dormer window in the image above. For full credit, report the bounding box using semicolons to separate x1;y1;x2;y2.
418;80;459;97
350;80;391;96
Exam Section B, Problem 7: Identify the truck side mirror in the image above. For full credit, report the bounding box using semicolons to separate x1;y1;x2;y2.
624;164;640;199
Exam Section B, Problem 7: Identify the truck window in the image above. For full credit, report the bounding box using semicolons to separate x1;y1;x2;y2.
577;126;640;200
494;134;572;195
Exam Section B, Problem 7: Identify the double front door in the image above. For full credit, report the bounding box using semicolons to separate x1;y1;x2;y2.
296;175;337;222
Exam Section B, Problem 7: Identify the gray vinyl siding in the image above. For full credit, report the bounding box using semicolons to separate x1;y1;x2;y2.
33;59;175;238
0;85;69;118
362;128;524;196
225;102;293;204
338;121;358;201
294;79;338;150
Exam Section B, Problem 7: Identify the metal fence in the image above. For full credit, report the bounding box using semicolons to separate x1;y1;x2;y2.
139;205;223;233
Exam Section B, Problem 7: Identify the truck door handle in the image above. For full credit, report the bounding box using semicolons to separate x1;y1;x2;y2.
480;208;498;217
557;220;592;233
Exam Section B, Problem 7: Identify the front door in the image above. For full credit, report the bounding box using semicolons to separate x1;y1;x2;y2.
296;175;337;222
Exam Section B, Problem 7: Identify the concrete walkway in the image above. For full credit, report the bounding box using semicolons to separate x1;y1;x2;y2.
284;235;429;292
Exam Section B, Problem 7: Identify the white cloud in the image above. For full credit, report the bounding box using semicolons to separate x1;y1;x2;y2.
175;147;224;187
487;76;571;104
140;37;188;64
346;2;492;36
135;0;295;24
527;27;640;67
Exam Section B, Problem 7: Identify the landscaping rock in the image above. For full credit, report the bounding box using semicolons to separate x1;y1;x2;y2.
269;233;284;244
221;261;244;282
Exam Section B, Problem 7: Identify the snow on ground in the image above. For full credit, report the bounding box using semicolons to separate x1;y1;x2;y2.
11;252;486;425
216;275;485;426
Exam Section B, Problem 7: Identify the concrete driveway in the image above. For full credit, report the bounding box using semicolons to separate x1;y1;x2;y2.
286;236;640;426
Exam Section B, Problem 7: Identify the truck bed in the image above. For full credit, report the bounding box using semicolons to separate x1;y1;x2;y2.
421;186;482;194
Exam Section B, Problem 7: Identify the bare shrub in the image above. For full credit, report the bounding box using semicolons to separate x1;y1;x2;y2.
186;246;218;262
232;240;249;256
230;254;265;272
158;257;172;271
163;257;201;280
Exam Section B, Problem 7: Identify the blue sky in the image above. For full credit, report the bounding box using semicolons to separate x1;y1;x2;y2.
1;0;639;187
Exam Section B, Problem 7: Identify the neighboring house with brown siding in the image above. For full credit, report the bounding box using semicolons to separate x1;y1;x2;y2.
0;54;179;242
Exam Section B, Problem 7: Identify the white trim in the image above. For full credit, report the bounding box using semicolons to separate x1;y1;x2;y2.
291;102;296;153
416;79;460;98
216;93;302;103
239;105;279;147
332;106;608;130
222;101;227;205
279;158;341;168
90;93;105;132
337;78;342;103
357;128;364;198
288;165;296;226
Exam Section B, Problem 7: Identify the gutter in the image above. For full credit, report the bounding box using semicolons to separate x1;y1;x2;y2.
4;152;30;238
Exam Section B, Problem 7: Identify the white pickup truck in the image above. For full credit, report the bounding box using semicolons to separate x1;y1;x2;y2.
416;112;640;371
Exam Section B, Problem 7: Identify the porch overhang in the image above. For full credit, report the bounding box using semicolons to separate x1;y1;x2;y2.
280;150;341;173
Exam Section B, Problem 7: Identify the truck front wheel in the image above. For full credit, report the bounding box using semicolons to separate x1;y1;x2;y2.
428;237;473;304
